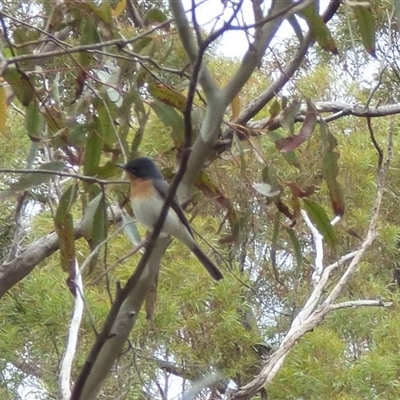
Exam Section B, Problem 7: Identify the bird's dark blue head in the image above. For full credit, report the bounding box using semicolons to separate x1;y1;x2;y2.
118;157;164;180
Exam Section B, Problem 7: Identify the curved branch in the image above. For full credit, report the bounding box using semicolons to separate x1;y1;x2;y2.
228;106;394;400
0;208;122;299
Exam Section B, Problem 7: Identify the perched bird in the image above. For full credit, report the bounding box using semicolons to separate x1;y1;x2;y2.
117;157;223;281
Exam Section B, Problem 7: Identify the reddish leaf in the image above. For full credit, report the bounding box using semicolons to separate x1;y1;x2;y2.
276;99;317;153
287;182;315;198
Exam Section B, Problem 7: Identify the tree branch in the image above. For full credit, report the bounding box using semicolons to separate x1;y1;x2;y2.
228;103;394;400
0;207;122;299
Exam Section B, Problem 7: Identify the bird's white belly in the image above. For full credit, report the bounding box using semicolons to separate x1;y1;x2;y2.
130;197;192;245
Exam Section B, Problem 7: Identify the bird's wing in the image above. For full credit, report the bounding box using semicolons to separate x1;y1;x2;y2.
152;179;194;238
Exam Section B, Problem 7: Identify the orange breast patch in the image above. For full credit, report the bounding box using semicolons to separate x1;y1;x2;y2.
129;176;155;198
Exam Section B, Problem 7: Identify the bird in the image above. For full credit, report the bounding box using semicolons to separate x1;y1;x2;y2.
117;157;223;281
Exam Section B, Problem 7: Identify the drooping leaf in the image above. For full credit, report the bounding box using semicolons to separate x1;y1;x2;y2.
82;193;102;240
133;36;153;53
269;97;281;118
97;66;122;107
299;2;338;54
25;101;44;138
82;189;107;273
351;2;376;57
267;131;301;169
84;1;112;24
122;212;141;245
195;170;236;231
84;131;103;175
150;100;184;146
54;213;76;273
278;99;301;134
320;122;345;216
146;8;168;24
252;183;280;197
96;103;115;146
112;0;126;17
287;182;315;198
395;0;400;35
270;213;281;272
286;227;303;292
232;132;246;174
148;82;187;111
231;94;241;121
55;184;78;223
91;195;107;248
276;99;317;153
0;84;7;134
302;199;336;247
80;20;100;67
3;67;34;106
291;195;301;223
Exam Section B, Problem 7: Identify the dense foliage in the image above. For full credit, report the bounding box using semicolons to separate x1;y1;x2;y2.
1;1;400;399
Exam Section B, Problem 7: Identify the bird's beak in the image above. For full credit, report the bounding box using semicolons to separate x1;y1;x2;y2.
116;163;126;170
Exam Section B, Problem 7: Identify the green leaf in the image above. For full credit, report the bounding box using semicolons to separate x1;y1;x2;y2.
133;36;153;53
55;184;78;223
286;227;303;288
351;2;376;57
82;193;102;240
54;213;76;273
122;213;141;245
146;9;168;24
270;213;281;271
148;82;187;112
80;20;100;67
150;100;184;146
395;0;400;36
3;67;34;106
302;199;336;247
278;99;301;135
299;3;338;54
0;85;7;134
84;130;102;175
320;122;345;216
268;98;281;118
96;103;114;146
85;1;112;24
25;101;44;138
232;132;246;174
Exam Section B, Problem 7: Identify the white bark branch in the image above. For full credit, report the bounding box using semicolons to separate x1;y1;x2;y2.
301;210;324;283
59;260;84;400
328;299;392;311
228;115;393;400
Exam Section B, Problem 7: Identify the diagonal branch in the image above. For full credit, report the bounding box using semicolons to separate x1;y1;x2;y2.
0;208;122;299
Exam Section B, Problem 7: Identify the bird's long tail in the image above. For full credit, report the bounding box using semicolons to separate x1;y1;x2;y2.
191;245;223;281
